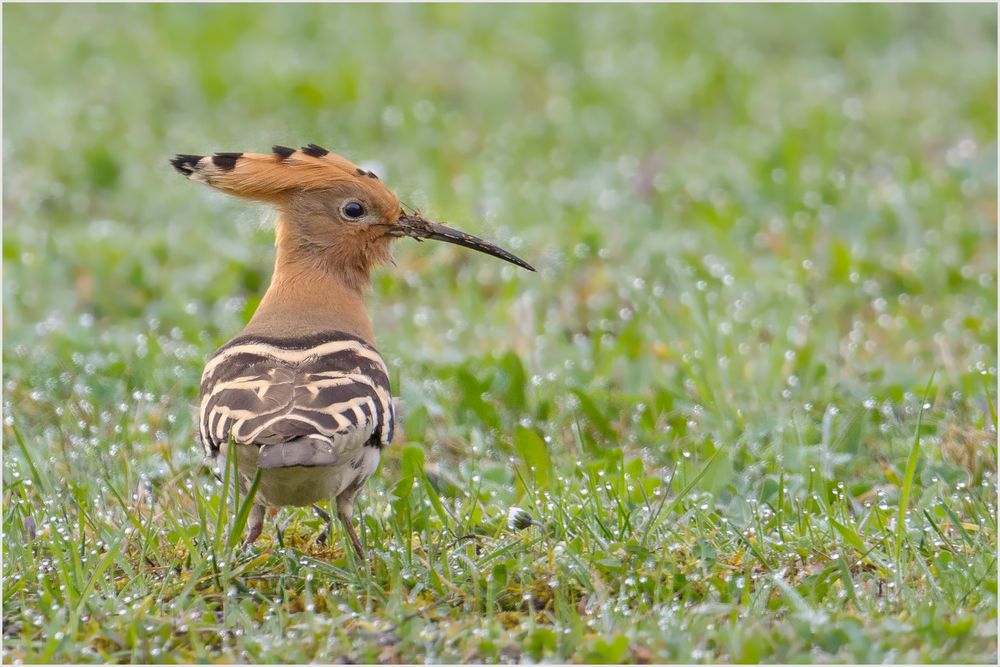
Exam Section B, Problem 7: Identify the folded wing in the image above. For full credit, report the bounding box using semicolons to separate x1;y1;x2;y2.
198;332;395;467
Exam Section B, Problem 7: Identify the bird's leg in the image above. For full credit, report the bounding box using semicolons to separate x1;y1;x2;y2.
242;503;266;549
313;503;333;546
337;504;365;560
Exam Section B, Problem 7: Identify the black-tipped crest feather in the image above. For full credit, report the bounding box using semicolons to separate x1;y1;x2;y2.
302;143;329;158
212;152;242;170
170;154;203;176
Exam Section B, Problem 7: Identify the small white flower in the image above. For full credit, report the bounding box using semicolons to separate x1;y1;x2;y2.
507;506;537;531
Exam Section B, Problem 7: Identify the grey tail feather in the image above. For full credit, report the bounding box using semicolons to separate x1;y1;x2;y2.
257;437;342;469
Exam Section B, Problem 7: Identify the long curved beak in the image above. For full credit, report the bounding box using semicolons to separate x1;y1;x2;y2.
395;214;535;272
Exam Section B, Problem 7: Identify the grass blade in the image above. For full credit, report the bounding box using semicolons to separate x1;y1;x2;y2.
895;372;935;568
226;468;262;553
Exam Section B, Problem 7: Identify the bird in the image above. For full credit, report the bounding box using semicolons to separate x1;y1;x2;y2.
170;144;534;558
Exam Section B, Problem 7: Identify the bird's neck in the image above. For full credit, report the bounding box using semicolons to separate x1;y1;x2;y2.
242;245;375;346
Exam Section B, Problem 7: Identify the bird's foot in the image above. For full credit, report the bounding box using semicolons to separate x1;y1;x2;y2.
241;504;266;551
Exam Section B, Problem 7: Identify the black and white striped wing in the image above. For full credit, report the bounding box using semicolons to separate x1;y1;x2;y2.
198;332;395;461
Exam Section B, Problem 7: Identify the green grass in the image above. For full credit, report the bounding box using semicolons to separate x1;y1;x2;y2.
3;3;997;663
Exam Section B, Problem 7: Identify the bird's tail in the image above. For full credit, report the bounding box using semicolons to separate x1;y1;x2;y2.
257;432;368;469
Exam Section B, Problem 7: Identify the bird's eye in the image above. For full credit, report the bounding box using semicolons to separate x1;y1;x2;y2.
342;201;366;219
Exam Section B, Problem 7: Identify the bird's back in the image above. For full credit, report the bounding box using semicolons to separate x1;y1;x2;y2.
198;331;395;462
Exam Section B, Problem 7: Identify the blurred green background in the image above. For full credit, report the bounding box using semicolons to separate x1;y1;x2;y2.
3;4;997;663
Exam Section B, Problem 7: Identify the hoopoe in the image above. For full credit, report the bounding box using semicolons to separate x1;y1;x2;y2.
170;144;533;558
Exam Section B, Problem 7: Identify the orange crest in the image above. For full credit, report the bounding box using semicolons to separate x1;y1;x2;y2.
170;144;401;217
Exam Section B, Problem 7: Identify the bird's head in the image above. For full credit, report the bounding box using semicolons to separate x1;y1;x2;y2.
171;145;533;290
